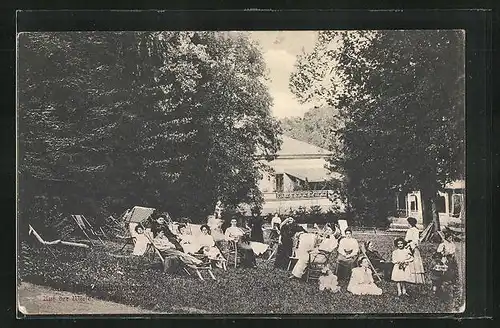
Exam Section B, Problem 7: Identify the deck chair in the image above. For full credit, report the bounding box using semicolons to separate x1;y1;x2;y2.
142;227;215;280
71;215;105;246
119;206;156;250
305;250;336;283
359;243;382;282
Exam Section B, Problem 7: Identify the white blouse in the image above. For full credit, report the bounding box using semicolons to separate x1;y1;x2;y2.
338;237;359;257
437;240;456;256
318;237;338;253
405;227;420;249
196;234;216;248
225;226;244;241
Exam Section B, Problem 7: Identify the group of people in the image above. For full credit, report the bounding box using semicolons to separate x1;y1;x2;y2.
130;214;264;271
129;210;458;297
269;214;458;297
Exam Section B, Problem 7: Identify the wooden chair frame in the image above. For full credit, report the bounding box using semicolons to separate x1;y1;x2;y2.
305;250;335;283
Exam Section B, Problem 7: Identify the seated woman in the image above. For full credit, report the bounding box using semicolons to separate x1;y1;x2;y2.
225;218;256;268
132;225;150;256
207;215;225;241
196;225;225;267
290;233;338;279
336;228;360;281
152;230;203;271
177;224;200;254
364;241;394;281
347;257;383;295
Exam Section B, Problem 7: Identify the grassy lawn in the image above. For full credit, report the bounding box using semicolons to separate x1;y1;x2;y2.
19;231;464;314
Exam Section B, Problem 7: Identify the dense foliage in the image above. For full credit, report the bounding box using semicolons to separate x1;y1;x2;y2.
280;106;343;152
18;31;281;229
290;30;465;227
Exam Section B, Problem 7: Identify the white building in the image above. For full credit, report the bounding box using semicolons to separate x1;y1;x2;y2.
255;136;344;215
391;180;465;229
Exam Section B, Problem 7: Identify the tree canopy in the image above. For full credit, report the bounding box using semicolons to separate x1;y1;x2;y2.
279;106;343;152
18;31;281;224
290;30;465;226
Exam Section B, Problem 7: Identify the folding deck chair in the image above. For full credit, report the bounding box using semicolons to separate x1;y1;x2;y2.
118;206;156;250
358;243;382;282
141;225;216;281
71;214;105;246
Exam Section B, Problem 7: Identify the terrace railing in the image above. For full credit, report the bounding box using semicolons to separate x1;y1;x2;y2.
264;190;333;200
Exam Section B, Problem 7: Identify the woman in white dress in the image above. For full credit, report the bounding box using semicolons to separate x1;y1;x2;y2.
391;237;414;296
177;224;200;254
404;217;426;284
197;225;225;264
336;228;360;281
347;257;383;295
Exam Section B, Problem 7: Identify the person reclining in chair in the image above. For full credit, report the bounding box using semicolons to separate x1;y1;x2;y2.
152;228;203;269
364;241;394;281
289;233;338;280
132;225;151;256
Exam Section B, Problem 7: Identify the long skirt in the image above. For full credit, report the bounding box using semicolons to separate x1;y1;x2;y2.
274;242;292;270
336;254;356;281
347;282;383;295
406;247;426;284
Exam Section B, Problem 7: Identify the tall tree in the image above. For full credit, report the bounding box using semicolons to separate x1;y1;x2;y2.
290;30;465;228
18;31;281;226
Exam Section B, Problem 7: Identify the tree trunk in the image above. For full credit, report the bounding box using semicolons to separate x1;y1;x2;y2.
430;196;441;232
420;189;433;226
420;189;441;232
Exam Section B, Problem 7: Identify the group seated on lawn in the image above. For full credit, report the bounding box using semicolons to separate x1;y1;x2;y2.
125;211;459;298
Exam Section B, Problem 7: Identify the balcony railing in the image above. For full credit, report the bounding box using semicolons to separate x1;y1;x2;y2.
263;190;333;200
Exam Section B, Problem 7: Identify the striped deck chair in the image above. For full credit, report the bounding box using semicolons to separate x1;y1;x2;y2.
71;215;105;246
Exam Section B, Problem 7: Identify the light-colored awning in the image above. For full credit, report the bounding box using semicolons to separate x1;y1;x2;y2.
284;167;342;182
445;180;465;189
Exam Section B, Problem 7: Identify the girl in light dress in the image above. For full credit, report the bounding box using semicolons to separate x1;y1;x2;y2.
347;257;383;295
404;217;426;284
391;237;414;297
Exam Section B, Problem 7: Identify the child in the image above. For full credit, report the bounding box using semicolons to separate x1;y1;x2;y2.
319;268;340;293
391;237;414;297
430;251;448;294
347;257;383;295
437;232;458;284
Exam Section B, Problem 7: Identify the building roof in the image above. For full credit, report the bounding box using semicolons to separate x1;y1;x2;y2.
276;136;331;157
284;167;342;182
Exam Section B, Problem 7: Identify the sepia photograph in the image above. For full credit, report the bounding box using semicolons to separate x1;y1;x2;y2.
17;29;466;315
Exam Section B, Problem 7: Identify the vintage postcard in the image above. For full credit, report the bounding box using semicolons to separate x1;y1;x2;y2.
17;28;466;315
